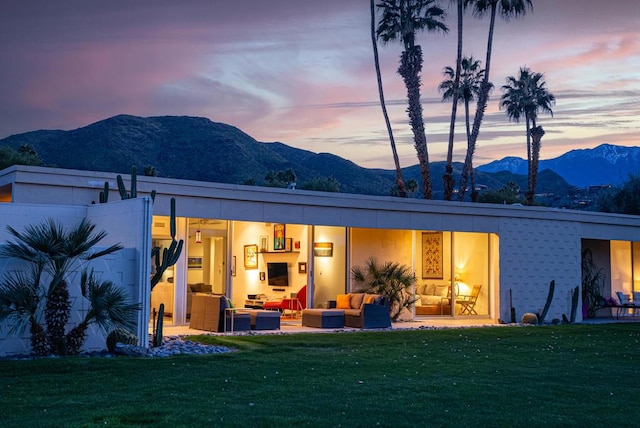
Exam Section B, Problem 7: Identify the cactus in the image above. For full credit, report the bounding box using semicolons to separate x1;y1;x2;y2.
153;304;164;347
117;166;137;199
570;285;579;323
99;181;109;203
521;312;538;325
150;197;183;290
97;166;183;318
106;328;137;352
538;280;555;323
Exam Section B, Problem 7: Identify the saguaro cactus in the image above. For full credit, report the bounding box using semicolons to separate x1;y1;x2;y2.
570;286;579;323
117;166;137;199
153;303;164;347
150;197;183;290
99;181;109;203
538;280;555;324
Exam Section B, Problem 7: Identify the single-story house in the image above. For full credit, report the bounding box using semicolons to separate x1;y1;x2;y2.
0;165;638;356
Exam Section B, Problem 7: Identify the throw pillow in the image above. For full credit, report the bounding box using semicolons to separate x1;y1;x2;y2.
426;283;436;295
350;293;365;309
435;285;449;297
336;294;351;309
363;294;376;304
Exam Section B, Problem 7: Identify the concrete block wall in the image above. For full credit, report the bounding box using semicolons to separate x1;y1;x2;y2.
498;218;582;323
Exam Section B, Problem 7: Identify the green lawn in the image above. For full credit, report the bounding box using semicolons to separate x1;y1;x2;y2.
1;323;639;427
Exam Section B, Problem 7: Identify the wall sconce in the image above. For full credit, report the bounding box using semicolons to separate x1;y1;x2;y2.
195;229;202;244
313;242;333;257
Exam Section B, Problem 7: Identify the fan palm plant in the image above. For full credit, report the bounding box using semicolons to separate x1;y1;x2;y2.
351;257;417;321
459;0;533;201
66;269;140;354
376;0;448;199
500;67;555;205
0;218;136;356
439;56;486;200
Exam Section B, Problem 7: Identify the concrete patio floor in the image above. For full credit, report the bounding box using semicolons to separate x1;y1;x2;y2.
160;316;500;337
159;314;639;337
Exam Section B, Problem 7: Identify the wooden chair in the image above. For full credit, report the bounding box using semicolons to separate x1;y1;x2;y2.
457;284;482;315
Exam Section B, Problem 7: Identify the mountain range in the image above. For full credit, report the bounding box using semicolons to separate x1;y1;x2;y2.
0;115;637;197
478;144;640;187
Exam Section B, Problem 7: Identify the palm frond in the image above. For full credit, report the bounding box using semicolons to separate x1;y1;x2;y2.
0;269;43;335
80;271;139;332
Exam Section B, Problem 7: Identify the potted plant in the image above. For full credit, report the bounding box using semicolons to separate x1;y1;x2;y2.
581;248;605;318
351;257;417;321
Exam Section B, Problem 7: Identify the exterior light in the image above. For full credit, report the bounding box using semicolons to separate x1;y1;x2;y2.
195;229;202;243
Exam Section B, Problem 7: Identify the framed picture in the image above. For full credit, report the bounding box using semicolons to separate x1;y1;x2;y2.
298;262;307;274
285;238;292;252
231;256;236;277
313;242;333;257
188;257;203;269
244;244;258;269
259;271;266;281
259;235;268;252
273;224;286;251
422;231;443;279
294;240;301;250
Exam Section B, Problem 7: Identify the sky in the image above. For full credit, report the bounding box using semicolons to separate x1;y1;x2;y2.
1;0;639;169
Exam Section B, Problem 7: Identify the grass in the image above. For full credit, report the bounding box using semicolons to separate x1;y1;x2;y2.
1;323;639;427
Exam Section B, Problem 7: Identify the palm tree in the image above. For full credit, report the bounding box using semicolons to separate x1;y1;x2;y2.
443;0;464;201
439;56;485;200
376;0;449;199
0;219;137;355
371;0;407;197
500;67;555;205
458;0;533;201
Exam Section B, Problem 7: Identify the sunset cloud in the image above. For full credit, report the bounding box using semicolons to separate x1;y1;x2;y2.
0;0;638;169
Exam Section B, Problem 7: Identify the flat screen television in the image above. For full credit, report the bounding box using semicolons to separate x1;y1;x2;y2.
267;262;289;287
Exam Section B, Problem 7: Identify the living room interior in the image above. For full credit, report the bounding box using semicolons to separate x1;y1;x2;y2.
151;214;497;328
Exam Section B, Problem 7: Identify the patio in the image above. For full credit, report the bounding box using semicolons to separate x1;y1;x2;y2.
160;316;499;337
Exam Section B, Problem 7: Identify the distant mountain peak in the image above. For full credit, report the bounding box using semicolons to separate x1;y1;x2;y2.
478;144;640;187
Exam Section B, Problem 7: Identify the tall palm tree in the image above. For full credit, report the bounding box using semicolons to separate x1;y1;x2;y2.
458;0;533;201
439;56;485;200
443;0;464;201
371;0;407;197
500;67;555;205
376;0;449;199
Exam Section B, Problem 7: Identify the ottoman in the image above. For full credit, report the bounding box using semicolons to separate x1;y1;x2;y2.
302;309;345;328
250;310;281;330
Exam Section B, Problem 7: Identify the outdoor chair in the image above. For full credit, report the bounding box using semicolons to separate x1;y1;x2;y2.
263;285;307;318
615;291;639;317
456;284;482;315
